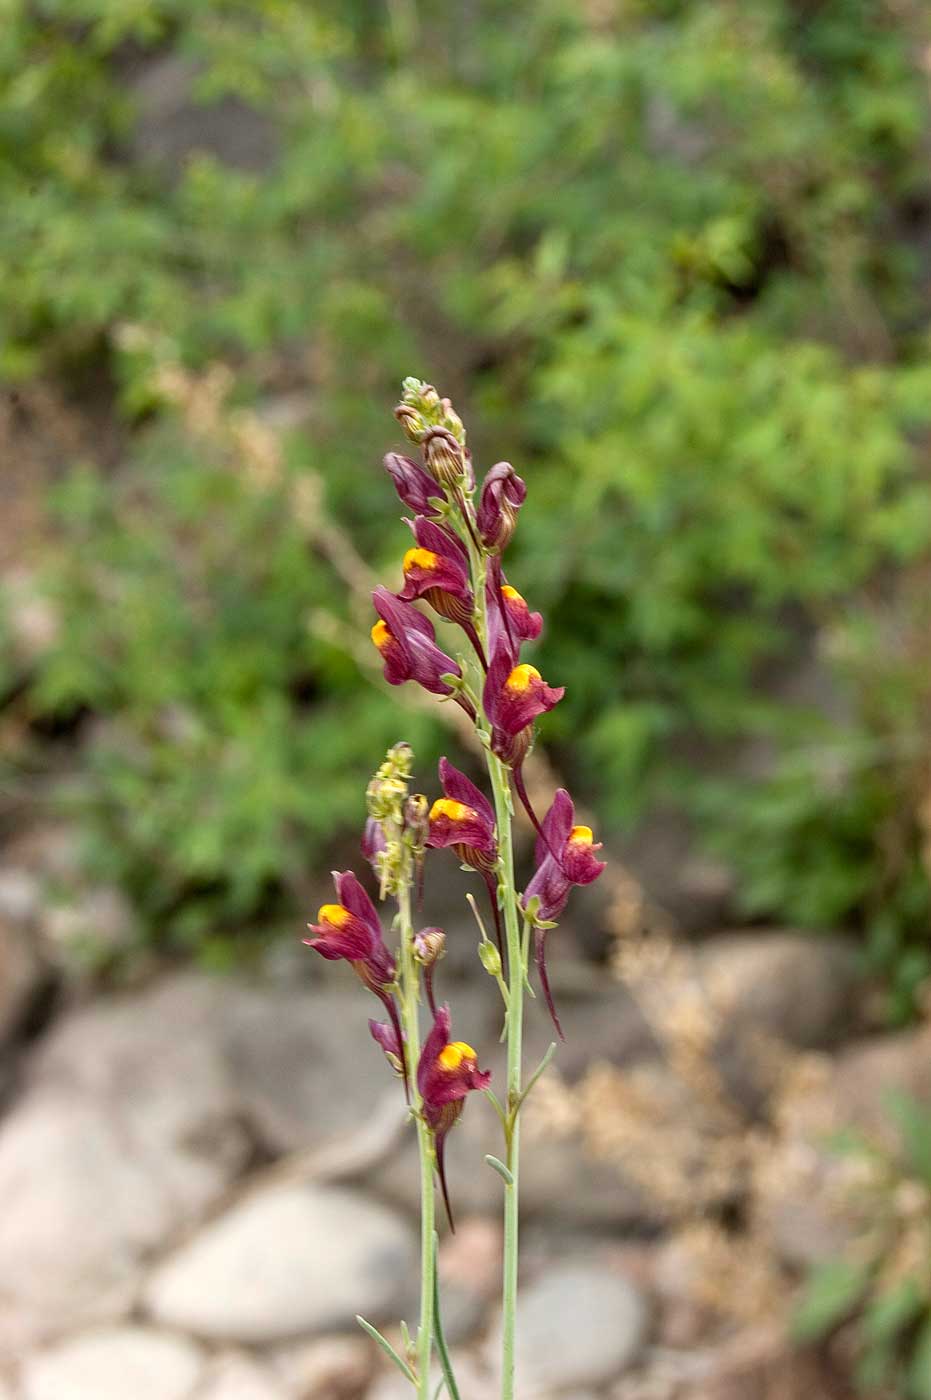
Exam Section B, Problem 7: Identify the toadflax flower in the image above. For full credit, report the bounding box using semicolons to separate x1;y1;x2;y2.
428;757;496;863
483;636;564;767
371;588;473;715
487;569;542;652
304;869;407;1093
522;790;606;1038
399;517;474;635
428;756;503;955
418;1004;491;1229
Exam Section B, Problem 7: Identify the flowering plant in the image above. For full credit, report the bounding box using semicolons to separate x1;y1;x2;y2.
305;379;605;1397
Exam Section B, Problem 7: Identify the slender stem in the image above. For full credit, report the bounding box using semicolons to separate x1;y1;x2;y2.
488;749;524;1400
398;880;435;1397
455;501;524;1400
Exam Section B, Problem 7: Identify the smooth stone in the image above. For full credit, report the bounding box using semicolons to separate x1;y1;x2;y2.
272;1336;374;1398
194;1351;287;1400
0;1093;165;1351
21;1327;203;1400
144;1184;415;1343
491;1264;649;1395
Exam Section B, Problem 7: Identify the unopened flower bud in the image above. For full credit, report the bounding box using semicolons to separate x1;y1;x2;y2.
366;773;407;820
404;793;430;849
423;426;467;489
395;402;427;443
414;926;446;967
439;397;465;445
361;816;387;869
477;462;527;552
387;741;413;776
478;940;502;978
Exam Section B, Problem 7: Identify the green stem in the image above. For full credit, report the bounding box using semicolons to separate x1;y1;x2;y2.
457;493;524;1400
398;880;435;1398
488;749;524;1400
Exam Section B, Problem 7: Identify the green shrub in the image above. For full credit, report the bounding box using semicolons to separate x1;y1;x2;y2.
8;0;931;980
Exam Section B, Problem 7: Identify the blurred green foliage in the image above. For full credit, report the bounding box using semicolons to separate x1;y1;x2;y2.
795;1092;931;1397
6;0;931;987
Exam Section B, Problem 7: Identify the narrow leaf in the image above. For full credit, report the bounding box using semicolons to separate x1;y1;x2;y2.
517;1042;557;1109
484;1153;514;1185
355;1315;416;1383
432;1232;462;1400
484;1089;508;1130
864;1278;923;1345
792;1258;871;1341
909;1316;931;1400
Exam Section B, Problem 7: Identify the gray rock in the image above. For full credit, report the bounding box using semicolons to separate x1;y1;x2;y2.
0;976;254;1350
830;1024;931;1141
129;55;278;176
194;1351;286;1400
272;1336;373;1398
367;1351;495;1400
21;1327;204;1400
144;1184;415;1343
28;974;253;1219
692;931;863;1115
42;885;137;965
490;1264;649;1396
760;1025;931;1268
0;914;46;1044
698;931;862;1050
219;981;411;1155
0;868;41;924
0;1092;164;1351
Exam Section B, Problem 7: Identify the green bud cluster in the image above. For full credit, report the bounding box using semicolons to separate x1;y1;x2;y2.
366;743;425;899
395;377;466;448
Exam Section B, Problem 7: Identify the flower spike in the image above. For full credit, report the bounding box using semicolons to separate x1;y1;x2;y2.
417;1005;491;1231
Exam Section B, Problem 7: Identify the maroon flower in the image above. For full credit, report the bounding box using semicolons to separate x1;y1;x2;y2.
428;758;496;863
384;452;446;518
397;519;487;664
428;757;503;958
370;587;465;702
304;870;395;986
477;462;526;552
521;791;606;1038
487;570;543;654
483;637;564;765
305;870;408;1095
418;1004;491;1228
399;517;472;623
